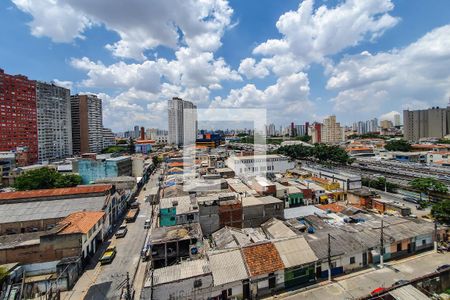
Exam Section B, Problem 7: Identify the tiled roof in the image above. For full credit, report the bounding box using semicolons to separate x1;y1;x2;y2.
58;211;105;234
0;185;112;201
242;242;284;276
317;203;346;213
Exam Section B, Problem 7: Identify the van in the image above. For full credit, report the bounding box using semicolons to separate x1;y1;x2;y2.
144;219;151;229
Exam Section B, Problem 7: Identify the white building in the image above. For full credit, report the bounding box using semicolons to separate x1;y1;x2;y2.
36;82;72;162
168;97;197;146
142;259;212;300
225;154;295;177
102;127;115;149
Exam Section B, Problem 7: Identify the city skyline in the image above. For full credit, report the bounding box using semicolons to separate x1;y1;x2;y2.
1;0;450;131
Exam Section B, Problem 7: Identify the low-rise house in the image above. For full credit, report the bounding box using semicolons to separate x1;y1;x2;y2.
197;193;240;236
0;211;105;265
242;196;284;227
0;184;120;235
273;237;318;289
208;249;250;299
159;196;199;227
250;176;276;196
142;259;212;300
242;242;285;298
261;218;296;239
150;223;203;268
72;155;132;184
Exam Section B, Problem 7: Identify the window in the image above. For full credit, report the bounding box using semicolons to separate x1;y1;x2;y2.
193;279;202;288
350;256;355;264
227;288;232;296
422;239;426;245
397;243;402;252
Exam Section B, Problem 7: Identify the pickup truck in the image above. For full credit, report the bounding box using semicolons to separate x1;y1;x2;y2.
100;246;116;265
125;207;140;223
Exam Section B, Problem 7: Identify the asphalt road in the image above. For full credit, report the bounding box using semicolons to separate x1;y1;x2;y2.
84;173;159;300
277;251;450;300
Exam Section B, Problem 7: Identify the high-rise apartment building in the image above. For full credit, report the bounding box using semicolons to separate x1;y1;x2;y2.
380;119;394;129
394;113;401;127
168;97;197;146
309;122;322;144
102;127;115;148
321;115;344;144
403;107;450;141
36;82;72;162
71;94;104;154
133;125;140;139
0;69;38;165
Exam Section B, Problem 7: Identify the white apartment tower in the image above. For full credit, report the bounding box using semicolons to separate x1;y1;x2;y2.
168;97;197;146
36;82;73;162
321;115;344;144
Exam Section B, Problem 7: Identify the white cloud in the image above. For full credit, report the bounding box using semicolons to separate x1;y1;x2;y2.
13;0;234;60
379;111;400;123
211;72;314;123
12;0;91;42
238;58;270;79
327;25;450;115
52;79;73;90
242;0;399;78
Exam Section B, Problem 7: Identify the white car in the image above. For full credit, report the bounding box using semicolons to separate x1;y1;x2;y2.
144;219;151;229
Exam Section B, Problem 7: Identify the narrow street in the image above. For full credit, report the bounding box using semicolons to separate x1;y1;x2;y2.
61;167;160;300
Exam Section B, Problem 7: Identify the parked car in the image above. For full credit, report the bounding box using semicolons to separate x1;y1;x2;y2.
144;219;151;229
100;246;117;265
392;279;409;287
370;287;386;296
403;196;419;204
115;225;128;238
436;264;450;272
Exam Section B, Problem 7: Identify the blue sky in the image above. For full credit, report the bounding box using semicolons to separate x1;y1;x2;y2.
1;0;450;131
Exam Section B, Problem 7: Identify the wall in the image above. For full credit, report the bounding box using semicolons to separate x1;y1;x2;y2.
143;274;213;300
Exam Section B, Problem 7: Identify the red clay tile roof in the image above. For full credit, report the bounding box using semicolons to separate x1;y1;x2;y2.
242;242;284;276
58;211;105;235
317;203;346;213
0;184;112;201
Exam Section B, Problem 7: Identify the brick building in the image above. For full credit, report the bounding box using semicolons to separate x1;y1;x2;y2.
0;69;38;165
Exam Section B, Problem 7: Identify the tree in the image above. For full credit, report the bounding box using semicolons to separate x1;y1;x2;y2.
409;177;448;201
294;135;312;142
384;139;411;152
431;200;450;225
362;177;398;193
152;156;161;167
276;143;351;165
117;139;127;145
14;168;82;191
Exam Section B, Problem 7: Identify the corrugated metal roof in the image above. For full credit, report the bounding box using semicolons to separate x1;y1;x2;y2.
274;237;318;268
152;259;210;286
389;285;430;300
284;206;324;219
208;249;248;285
261;218;296;239
0;196;106;224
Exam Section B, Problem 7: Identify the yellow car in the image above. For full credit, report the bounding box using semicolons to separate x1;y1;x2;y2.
99;246;117;265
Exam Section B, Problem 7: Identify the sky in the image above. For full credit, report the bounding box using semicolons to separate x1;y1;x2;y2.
1;0;450;132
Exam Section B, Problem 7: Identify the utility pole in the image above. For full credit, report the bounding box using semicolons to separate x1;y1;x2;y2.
328;233;332;282
126;272;131;300
380;219;384;268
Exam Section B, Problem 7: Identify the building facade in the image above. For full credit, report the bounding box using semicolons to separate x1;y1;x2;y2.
71;94;104;154
36;82;72;162
102;127;115;149
309;122;322;144
0;69;38;165
72;155;132;184
321;115;343;144
403;107;450;141
168;97;197;146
